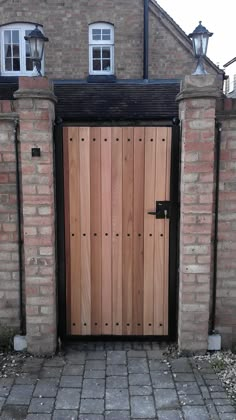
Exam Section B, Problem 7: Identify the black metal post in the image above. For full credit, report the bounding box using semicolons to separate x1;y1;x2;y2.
143;0;149;80
14;119;26;335
210;121;222;333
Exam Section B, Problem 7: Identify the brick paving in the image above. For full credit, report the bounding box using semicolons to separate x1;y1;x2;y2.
0;342;235;419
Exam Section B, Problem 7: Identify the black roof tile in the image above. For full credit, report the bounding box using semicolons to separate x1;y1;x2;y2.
54;81;180;121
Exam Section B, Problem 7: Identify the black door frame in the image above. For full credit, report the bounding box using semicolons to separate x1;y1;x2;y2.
54;119;180;342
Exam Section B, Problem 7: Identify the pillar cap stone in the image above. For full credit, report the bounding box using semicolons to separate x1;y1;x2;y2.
14;76;57;103
176;75;222;102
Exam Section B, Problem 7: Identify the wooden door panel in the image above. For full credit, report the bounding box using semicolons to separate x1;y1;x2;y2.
64;126;172;336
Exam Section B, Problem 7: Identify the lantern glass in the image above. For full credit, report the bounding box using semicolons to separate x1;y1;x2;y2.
29;36;44;61
193;33;209;57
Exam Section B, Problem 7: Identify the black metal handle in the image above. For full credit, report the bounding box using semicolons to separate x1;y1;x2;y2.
147;201;171;219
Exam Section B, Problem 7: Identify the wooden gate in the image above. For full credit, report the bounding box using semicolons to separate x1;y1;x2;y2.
63;126;172;336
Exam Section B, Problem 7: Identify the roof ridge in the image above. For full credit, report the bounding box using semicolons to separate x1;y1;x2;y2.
149;0;224;75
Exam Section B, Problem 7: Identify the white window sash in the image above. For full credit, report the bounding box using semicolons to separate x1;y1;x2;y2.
1;24;44;76
89;23;114;75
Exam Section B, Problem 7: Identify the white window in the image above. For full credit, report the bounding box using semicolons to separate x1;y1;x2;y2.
89;23;114;75
0;23;44;76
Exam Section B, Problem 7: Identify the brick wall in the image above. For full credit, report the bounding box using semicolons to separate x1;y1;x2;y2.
14;77;57;354
216;98;236;349
0;0;219;80
177;75;219;352
0;101;20;330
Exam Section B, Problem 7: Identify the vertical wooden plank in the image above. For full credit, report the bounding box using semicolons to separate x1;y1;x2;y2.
111;127;123;335
122;127;134;335
79;127;91;335
153;127;171;335
90;127;102;335
63;127;72;335
67;127;81;335
143;127;156;335
101;127;112;334
164;127;172;335
133;127;145;335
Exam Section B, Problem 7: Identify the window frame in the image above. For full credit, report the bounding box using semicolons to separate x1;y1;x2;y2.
89;22;114;76
0;22;45;76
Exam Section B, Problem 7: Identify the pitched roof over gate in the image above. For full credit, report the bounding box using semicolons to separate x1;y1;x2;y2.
54;80;180;121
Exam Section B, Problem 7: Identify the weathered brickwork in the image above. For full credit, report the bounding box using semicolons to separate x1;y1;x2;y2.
0;103;20;330
14;77;57;354
216;99;236;349
0;0;219;80
177;75;219;352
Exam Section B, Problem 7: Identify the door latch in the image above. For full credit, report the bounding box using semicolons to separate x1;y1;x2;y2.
148;201;171;219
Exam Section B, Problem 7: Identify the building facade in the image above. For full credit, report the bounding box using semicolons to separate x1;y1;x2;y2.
0;0;235;354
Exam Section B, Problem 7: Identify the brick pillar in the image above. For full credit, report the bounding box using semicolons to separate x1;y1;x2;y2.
14;77;57;354
177;75;220;353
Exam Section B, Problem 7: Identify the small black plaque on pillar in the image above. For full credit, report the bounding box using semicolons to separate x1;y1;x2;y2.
31;147;41;157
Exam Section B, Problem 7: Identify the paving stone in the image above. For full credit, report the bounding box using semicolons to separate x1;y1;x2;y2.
173;373;195;382
106;389;129;410
205;400;220;419
129;373;151;386
176;382;200;395
81;378;105;398
128;350;146;358
151;372;175;389
216;405;236;413
182;406;210;420
211;392;228;399
60;375;82;388
28;398;55;413
26;415;52;420
179;394;204;406
218;414;236;420
128;358;149;373
209;385;225;393
84;369;105;379
86;360;106;370
39;367;62;378
149;360;170;371
86;351;106;360
105;410;129;419
44;358;65;367
0;396;5;410
65;352;86;364
157;410;184;420
214;399;234;406
130;396;156;418
171;358;192;373
200;385;211;399
129;385;152;396
80;398;104;414
79;415;104;420
107;351;126;365
106;376;128;388
107;365;127;376
53;410;78;419
0;404;28;419
63;364;84;376
0;385;11;398
147;350;164;359
56;388;80;409
34;378;59;397
15;374;38;385
192;370;205;386
6;385;34;405
154;389;179;409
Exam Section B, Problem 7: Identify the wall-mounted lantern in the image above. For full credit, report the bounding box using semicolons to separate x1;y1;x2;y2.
24;25;48;76
188;21;213;75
